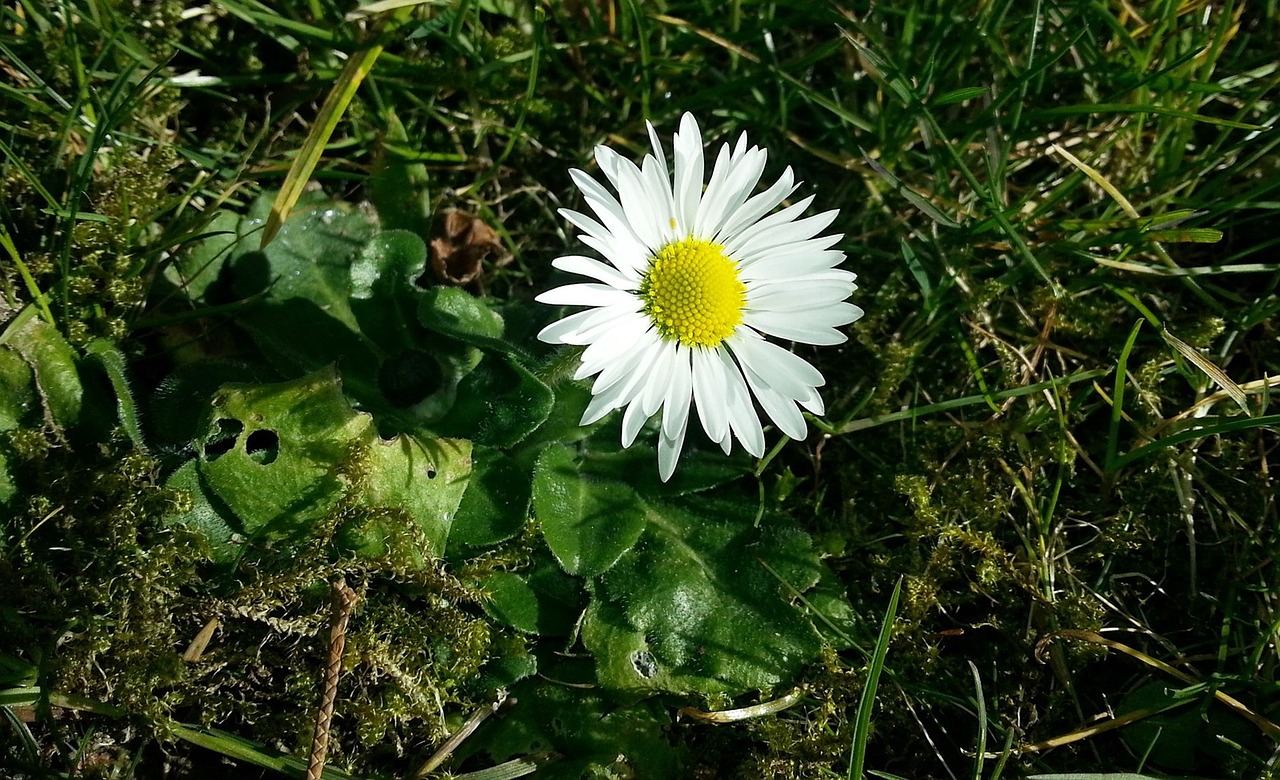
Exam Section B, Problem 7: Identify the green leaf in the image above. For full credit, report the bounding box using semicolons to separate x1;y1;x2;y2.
164;210;239;303
417;287;506;346
451;446;531;550
163;460;245;567
0;347;35;432
231;198;378;329
532;444;647;577
474;680;683;779
930;86;989;106
83;339;145;452
353;431;471;559
582;497;824;695
480;572;542;634
1116;682;1264;773
368;110;431;237
349;229;429;349
170;722;360;780
478;559;585;636
436;355;553;447
1;312;82;431
849;578;902;780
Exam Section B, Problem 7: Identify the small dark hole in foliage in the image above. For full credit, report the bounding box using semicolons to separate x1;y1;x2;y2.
245;429;280;465
631;650;658;679
203;418;244;460
426;467;437;479
379;349;445;407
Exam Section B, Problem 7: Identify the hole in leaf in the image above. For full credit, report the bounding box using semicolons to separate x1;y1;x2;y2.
426;467;437;479
631;650;658;679
245;429;279;465
203;418;244;460
379;349;445;407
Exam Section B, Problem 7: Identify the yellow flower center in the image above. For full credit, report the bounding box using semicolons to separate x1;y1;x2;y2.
638;237;746;348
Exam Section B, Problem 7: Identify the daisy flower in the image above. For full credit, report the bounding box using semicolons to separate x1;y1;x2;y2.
537;113;862;480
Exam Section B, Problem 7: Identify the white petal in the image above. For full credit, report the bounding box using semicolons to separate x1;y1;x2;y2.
673;113;704;234
692;142;735;236
538;308;601;345
697;145;766;238
720;195;816;254
716;348;764;457
560;208;648;279
727;332;825;403
582;335;663;423
735;232;843;270
691;347;729;444
608;150;665;249
646;121;669;178
589;331;662;398
568;308;650;350
799;386;825;415
747;282;854;311
640;341;677;417
573;313;652;373
740;361;808;440
536;283;635;307
641;154;679;245
621;395;650;447
657;412;688;482
593;144;625;189
739;249;848;281
743;310;853;345
552;255;637;289
662;344;693;439
578;233;647;279
715;166;797;242
570;168;648;250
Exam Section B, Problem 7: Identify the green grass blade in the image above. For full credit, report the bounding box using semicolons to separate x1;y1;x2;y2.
847;577;903;780
1113;414;1280;470
830;369;1109;435
1105;319;1145;472
970;661;986;780
259;42;386;249
170;723;361;779
0;222;54;326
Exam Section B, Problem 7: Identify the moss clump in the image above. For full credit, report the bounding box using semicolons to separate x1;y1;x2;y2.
1;434;197;732
0;424;499;777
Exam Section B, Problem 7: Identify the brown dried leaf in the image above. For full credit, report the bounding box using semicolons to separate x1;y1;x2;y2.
429;209;511;287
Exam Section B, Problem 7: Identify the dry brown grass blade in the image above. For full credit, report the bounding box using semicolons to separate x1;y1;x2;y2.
1029;630;1280;752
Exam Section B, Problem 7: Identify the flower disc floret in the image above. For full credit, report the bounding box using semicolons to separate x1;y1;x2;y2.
639;237;746;348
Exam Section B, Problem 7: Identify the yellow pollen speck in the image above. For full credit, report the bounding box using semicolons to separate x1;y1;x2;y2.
669;217;677;229
638;236;746;348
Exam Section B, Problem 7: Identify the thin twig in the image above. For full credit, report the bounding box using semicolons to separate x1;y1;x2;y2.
414;691;512;778
306;577;359;780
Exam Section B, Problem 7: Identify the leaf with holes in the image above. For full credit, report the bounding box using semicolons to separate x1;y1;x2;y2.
196;369;370;539
191;369;470;552
581;496;825;696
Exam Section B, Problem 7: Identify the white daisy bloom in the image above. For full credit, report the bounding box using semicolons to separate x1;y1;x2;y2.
536;112;863;480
